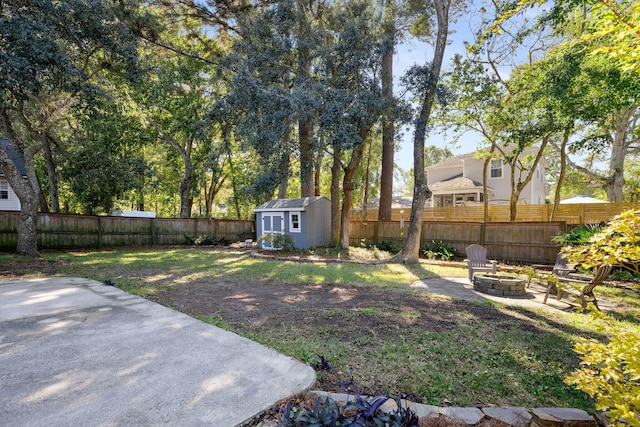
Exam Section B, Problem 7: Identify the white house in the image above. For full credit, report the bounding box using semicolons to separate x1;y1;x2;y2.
0;139;26;211
426;148;548;207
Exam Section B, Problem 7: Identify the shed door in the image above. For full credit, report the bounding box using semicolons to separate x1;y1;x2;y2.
261;213;284;249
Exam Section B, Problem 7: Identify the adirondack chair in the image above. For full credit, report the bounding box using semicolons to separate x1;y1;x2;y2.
533;252;576;277
465;244;498;282
544;264;613;310
529;252;577;287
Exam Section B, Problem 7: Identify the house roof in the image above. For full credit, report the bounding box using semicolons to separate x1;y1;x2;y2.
429;174;491;192
254;196;329;212
426;152;476;170
427;145;547;170
0;139;27;176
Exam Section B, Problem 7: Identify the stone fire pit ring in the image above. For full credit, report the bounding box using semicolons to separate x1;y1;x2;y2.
473;273;527;297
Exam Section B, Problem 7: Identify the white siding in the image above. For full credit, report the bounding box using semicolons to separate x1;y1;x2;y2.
0;179;21;211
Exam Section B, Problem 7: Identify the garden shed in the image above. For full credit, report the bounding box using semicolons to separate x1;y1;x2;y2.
254;197;331;250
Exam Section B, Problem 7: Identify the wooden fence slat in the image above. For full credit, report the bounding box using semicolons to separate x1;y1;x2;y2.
351;202;640;224
0;213;256;250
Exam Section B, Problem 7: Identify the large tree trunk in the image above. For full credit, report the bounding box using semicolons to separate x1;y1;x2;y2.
507;138;549;221
550;133;569;221
278;151;290;199
314;152;323;196
299;119;314;197
394;0;449;263
361;138;373;221
178;142;192;218
0;109;40;256
604;107;634;202
377;0;395;222
297;0;314;197
330;147;342;246
340;134;367;249
43;134;60;213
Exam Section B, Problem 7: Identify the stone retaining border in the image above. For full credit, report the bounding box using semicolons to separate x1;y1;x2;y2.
310;391;607;427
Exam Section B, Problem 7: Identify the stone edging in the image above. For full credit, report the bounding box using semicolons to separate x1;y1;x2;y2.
310;391;607;427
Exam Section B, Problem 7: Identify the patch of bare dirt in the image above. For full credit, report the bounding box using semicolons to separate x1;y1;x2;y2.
0;256;71;280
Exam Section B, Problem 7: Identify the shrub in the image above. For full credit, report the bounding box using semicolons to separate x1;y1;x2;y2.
563;209;640;274
422;240;457;260
564;310;640;426
372;240;403;254
184;235;232;246
275;395;420;427
257;233;296;252
552;224;603;247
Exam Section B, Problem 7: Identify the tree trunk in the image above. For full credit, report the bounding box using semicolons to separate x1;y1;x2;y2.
297;0;314;197
278;150;290;199
314;152;323;196
604;107;633;202
507;138;549;221
340;134;367;249
551;133;569;221
361;138;373;221
0;108;40;256
179;147;192;218
378;0;395;222
330;147;342;246
227;151;242;220
205;174;227;217
393;0;449;263
43;134;60;213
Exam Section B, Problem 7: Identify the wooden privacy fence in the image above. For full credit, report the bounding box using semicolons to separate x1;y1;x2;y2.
351;202;640;224
349;221;566;264
0;212;255;250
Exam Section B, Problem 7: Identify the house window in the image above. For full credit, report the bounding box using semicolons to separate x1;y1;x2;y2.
290;213;301;233
490;159;503;178
0;182;8;199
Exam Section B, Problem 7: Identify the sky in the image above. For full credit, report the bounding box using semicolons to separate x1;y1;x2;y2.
392;21;482;172
391;4;543;173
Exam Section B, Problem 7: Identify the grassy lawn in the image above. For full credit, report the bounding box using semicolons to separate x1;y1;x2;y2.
3;247;639;412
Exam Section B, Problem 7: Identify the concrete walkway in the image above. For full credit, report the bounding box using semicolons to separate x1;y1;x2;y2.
411;276;614;311
0;278;316;427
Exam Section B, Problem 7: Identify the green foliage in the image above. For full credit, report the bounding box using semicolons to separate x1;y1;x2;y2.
257;233;296;252
565;310;640;426
184;235;232;246
276;395;419;427
371;240;403;254
0;0;141;100
422;240;457;260
563;210;640;274
552;224;603;247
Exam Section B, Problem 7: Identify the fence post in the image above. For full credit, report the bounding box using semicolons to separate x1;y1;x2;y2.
97;216;102;249
150;218;156;245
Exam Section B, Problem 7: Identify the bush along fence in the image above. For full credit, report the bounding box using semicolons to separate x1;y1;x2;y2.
0;212;255;250
349;221;567;264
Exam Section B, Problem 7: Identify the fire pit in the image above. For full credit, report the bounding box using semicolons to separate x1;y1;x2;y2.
473;273;527;297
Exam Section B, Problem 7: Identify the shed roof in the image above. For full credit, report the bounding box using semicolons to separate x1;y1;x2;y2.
254;196;329;212
0;139;27;176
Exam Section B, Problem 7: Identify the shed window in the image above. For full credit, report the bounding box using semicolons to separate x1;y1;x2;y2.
290;213;301;233
0;182;8;199
490;159;503;178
